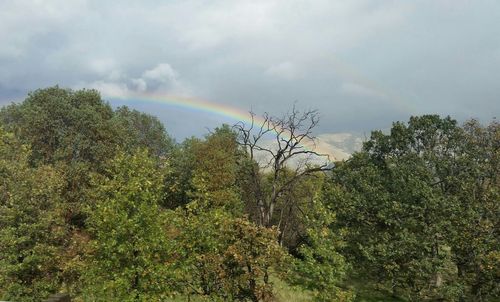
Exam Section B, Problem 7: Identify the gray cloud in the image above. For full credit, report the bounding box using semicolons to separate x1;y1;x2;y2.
1;0;499;141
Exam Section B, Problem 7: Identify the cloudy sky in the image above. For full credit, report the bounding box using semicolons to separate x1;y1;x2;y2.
1;0;499;154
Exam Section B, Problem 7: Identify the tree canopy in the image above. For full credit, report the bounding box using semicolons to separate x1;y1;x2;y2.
0;87;498;302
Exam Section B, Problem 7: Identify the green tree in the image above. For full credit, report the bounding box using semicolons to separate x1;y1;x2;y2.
167;204;286;301
0;88;173;198
0;128;66;302
162;137;199;208
82;150;173;301
165;125;243;211
0;87;175;289
326;115;499;301
112;106;173;157
289;195;354;302
0;87;121;236
190;125;243;212
0;87;117;166
447;119;499;300
164;126;287;301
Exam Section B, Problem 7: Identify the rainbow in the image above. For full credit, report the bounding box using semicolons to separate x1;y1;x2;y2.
111;93;259;126
106;54;418;162
109;93;335;160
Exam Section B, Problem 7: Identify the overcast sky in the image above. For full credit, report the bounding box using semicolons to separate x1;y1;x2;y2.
1;0;499;150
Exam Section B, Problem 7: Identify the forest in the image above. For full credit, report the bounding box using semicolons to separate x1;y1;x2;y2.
0;87;498;302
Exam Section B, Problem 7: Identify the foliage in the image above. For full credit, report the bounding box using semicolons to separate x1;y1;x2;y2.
112;106;173;157
189;125;243;213
166;126;287;301
0;87;173;167
1;88;498;302
271;171;324;249
289;195;354;302
168;205;286;301
165;125;242;211
447;119;499;299
234;107;331;227
0;87;116;166
326;115;499;301
82;150;173;301
162;137;199;208
0;87;172;206
0;128;66;302
0;87;175;297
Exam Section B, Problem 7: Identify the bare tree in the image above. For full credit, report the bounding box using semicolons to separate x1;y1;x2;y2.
233;106;332;227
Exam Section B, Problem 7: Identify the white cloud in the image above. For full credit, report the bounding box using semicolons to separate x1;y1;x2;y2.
131;78;147;92
142;63;178;83
76;62;191;98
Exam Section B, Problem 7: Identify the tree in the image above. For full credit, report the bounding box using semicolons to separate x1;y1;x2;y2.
167;206;286;302
82;150;173;301
326;115;499;301
0;87;122;234
164;127;287;301
112;106;173;157
162;137;199;209
447;119;499;300
0;87;117;166
164;125;243;211
233;107;355;301
270;170;324;248
189;125;243;213
234;106;331;228
0;87;177;296
289;194;354;302
0;88;173;199
0;128;66;302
